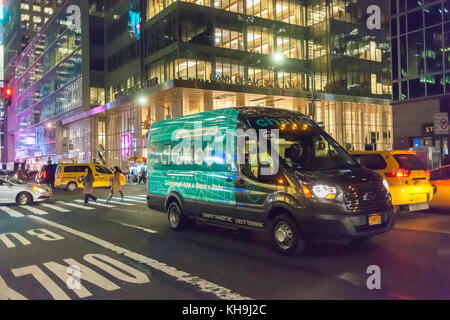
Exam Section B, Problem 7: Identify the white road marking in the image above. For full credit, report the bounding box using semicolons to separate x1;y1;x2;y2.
0;206;25;218
395;226;450;235
21;206;48;215
56;201;95;211
29;215;251;300
74;200;116;208
338;272;365;287
40;203;71;213
97;199;135;206
104;219;158;234
125;196;147;200
111;197;146;203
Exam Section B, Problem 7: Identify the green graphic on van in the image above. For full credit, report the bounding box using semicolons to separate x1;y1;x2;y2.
147;108;239;204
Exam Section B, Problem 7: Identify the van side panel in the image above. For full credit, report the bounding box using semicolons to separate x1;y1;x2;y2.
147;108;239;212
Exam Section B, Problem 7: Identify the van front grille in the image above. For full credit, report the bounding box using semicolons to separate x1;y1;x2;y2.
344;182;390;213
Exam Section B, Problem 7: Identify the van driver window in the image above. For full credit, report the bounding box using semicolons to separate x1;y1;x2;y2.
277;127;356;171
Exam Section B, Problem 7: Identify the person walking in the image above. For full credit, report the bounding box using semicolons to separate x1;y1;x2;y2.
107;166;124;202
83;167;97;205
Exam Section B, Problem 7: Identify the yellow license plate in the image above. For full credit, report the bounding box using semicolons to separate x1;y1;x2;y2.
368;215;382;226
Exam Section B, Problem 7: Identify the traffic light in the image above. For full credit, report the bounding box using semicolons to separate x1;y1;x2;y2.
142;119;152;130
2;86;13;106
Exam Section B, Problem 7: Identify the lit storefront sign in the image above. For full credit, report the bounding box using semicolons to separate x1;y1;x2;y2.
129;10;141;40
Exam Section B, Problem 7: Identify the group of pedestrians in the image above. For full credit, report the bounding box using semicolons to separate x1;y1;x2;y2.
82;166;125;205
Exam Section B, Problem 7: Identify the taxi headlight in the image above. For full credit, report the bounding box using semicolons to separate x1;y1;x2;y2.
312;185;337;199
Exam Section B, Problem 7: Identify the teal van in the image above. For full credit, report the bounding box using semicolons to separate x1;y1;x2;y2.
147;107;395;255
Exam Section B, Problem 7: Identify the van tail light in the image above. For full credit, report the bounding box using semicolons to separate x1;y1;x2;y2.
385;170;411;178
43;171;47;179
60;177;63;183
426;171;431;177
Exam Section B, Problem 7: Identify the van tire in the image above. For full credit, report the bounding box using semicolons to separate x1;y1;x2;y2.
271;214;306;256
66;182;78;192
168;201;188;231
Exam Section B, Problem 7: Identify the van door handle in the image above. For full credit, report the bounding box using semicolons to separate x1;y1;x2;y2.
225;177;233;182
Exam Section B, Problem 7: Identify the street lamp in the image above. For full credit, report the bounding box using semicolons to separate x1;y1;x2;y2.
138;96;172;119
272;53;316;120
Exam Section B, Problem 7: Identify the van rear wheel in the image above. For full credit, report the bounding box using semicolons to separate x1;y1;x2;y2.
271;214;306;256
168;202;188;231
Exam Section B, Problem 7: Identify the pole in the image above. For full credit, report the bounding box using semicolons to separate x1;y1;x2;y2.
311;72;315;121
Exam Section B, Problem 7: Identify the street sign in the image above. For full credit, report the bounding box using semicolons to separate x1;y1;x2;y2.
433;113;449;135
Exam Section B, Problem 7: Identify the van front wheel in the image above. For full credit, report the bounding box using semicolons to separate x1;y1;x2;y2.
271;214;306;256
168;202;188;231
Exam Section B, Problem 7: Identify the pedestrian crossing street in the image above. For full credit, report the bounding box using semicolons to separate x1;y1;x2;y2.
0;195;148;219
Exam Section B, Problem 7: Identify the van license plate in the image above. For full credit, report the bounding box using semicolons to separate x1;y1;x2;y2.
368;214;382;226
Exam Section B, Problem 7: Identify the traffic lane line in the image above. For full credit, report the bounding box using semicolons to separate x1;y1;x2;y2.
28;215;251;300
394;226;450;236
103;218;158;234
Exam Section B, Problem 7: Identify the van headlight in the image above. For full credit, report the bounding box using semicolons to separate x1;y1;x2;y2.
382;178;389;192
312;185;337;199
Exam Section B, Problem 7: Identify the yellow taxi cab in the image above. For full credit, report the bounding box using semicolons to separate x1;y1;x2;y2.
350;150;433;212
430;165;450;209
54;163;114;191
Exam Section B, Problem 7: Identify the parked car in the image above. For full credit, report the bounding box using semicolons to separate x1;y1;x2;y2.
350;150;433;212
0;178;52;205
430;165;450;209
54;163;114;191
37;164;58;188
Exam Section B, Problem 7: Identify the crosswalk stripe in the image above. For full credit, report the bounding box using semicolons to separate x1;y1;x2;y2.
97;199;135;206
74;199;116;208
126;196;148;200
21;206;49;215
40;203;71;213
135;195;147;198
57;201;95;210
112;197;146;203
0;206;25;218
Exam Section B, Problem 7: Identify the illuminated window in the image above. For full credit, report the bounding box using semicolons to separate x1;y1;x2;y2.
215;28;244;51
33;5;41;12
247;26;273;54
21;14;30;21
33;16;42;24
44;7;53;15
20;3;30;10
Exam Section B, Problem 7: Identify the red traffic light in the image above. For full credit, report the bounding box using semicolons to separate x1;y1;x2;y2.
2;87;12;98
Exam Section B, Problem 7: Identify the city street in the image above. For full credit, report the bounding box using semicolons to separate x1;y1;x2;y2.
0;184;449;300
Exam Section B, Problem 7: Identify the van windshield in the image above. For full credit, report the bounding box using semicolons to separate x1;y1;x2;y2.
275;128;358;171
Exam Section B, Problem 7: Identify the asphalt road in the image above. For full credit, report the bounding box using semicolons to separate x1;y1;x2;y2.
0;184;449;300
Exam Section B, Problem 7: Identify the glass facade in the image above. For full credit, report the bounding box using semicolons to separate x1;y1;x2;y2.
12;0;83;161
391;0;450;101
